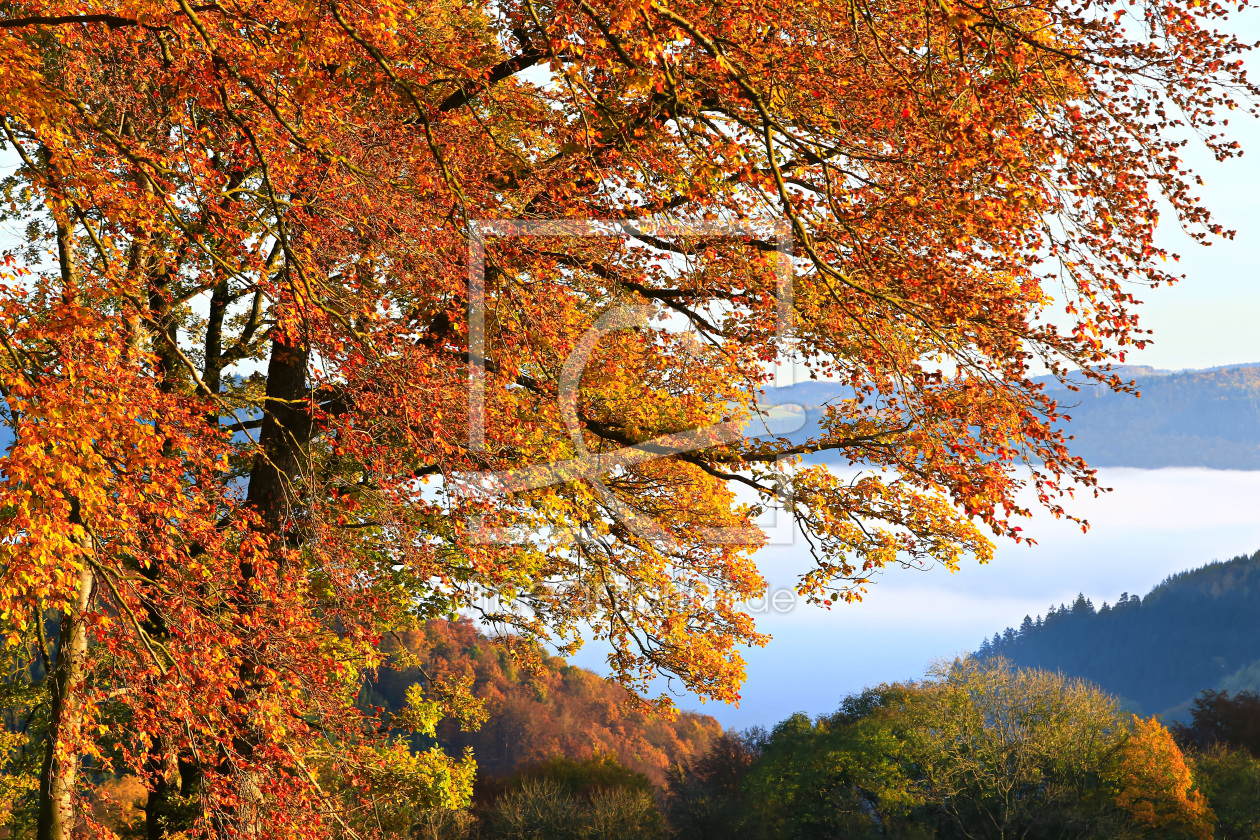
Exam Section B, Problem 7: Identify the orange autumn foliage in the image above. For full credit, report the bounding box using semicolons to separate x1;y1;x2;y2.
0;0;1256;836
1113;716;1215;840
371;619;721;788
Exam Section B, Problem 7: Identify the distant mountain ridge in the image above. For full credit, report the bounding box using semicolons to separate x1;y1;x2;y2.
760;362;1260;469
1041;363;1260;468
977;550;1260;718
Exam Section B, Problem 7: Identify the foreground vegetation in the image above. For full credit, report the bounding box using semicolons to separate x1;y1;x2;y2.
6;650;1259;838
410;660;1260;840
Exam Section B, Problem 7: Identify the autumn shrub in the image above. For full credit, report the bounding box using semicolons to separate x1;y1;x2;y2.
505;753;655;799
1108;715;1215;840
482;779;579;840
579;788;666;840
411;807;478;840
90;776;147;835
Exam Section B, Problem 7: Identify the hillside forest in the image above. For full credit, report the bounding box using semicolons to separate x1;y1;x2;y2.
980;550;1260;717
359;619;722;788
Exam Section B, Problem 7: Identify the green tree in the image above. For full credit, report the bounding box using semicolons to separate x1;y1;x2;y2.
741;689;927;839
1190;745;1260;840
665;732;761;840
678;661;1225;840
907;658;1133;839
1175;690;1260;756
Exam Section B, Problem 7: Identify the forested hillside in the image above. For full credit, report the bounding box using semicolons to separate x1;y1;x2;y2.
763;363;1260;469
1045;364;1260;468
979;550;1260;716
360;619;721;786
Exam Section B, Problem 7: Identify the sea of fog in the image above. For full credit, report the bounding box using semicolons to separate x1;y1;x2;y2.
566;467;1260;730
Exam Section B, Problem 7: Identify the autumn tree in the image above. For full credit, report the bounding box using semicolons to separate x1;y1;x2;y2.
1111;716;1215;840
0;0;1255;836
905;658;1134;838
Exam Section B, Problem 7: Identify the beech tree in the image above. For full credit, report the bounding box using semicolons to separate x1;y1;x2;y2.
0;0;1254;836
909;659;1212;839
1112;715;1215;840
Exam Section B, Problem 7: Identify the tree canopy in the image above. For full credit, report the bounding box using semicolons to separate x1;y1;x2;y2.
0;0;1256;836
671;659;1216;840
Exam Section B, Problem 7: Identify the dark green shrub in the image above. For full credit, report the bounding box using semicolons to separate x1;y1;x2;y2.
506;754;654;799
1191;745;1260;840
483;778;663;840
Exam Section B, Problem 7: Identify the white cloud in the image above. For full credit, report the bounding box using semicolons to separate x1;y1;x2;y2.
568;467;1260;729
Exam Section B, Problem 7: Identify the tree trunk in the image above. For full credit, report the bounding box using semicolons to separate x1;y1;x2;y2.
246;337;312;534
37;149;91;840
220;336;311;837
37;560;94;840
144;746;203;840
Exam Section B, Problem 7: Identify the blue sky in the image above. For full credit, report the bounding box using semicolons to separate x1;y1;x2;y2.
1122;3;1260;371
1128;119;1260;371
